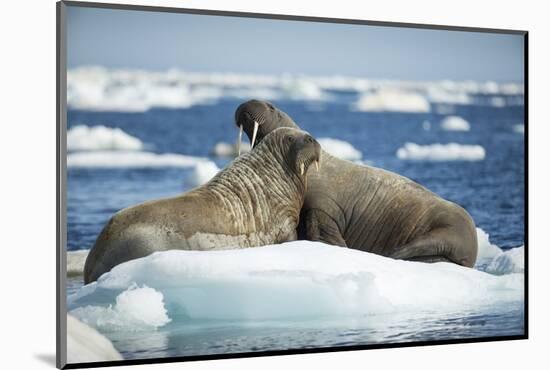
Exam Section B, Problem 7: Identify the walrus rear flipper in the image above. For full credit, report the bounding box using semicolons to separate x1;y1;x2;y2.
388;227;476;267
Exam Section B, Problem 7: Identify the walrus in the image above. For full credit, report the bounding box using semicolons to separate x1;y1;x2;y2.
84;128;321;283
234;100;478;267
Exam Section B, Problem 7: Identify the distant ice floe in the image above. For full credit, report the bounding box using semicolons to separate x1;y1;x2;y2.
427;87;472;105
396;142;485;161
440;116;471;131
513;124;525;134
352;89;430;113
67;66;523;112
186;161;221;186
68;125;144;152
68;231;523;328
210;141;251;157
67;125;209;169
318;138;362;161
68;250;89;276
67;314;123;363
68;151;209;169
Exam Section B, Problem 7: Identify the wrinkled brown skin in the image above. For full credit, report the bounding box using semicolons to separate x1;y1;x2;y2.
235;100;478;267
84;128;321;283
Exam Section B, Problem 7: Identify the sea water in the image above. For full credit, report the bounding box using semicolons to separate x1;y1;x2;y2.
65;69;524;360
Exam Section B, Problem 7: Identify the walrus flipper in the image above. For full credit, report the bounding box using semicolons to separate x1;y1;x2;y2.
304;208;347;247
387;227;475;267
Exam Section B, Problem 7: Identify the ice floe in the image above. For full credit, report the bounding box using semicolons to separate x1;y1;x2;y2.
70;284;171;332
67;151;208;169
68;231;523;328
513;124;525;134
440;116;471;131
68;125;144;152
396;142;485;161
67;67;524;112
318;138;362;161
352;89;430;113
186;161;221;186
210;141;251;157
67;314;123;363
68;250;89;277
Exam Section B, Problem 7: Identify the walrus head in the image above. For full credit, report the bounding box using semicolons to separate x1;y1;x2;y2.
261;127;321;182
235;99;299;154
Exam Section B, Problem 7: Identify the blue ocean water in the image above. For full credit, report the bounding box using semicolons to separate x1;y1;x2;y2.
66;95;525;359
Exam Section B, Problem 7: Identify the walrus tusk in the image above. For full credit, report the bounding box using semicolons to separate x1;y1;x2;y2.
314;160;319;172
237;124;243;156
251;121;259;148
300;163;305;176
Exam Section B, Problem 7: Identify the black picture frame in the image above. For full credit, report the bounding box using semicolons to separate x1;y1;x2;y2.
56;1;528;368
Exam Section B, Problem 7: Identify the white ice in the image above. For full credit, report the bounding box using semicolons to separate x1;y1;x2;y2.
70;284;170;332
67;67;523;112
317;138;362;161
67;314;123;363
475;228;524;275
68;125;144;152
352;89;431;113
186;161;221;186
513;124;525;134
396;142;485;161
210;141;251;157
440;116;471;131
68;229;523;330
67;151;209;169
67;250;89;276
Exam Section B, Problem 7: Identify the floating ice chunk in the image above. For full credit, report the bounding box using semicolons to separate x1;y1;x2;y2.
282;78;325;100
486;247;525;275
353;89;431;113
67;67;524;112
427;87;472;105
67;250;89;276
396;142;485;161
440;116;471;131
186;161;220;186
318;138;362;161
513;124;525;134
67;314;123;363
69;241;523;325
70;284;170;332
210;141;250;157
481;81;500;94
500;83;524;95
67;67;213;112
68;125;144;152
475;228;524;275
475;228;503;265
67;151;208;169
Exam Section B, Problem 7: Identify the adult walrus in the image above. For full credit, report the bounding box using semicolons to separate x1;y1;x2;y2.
84;128;321;283
234;100;478;267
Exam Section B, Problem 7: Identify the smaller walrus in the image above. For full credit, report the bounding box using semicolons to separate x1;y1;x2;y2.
84;128;321;283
